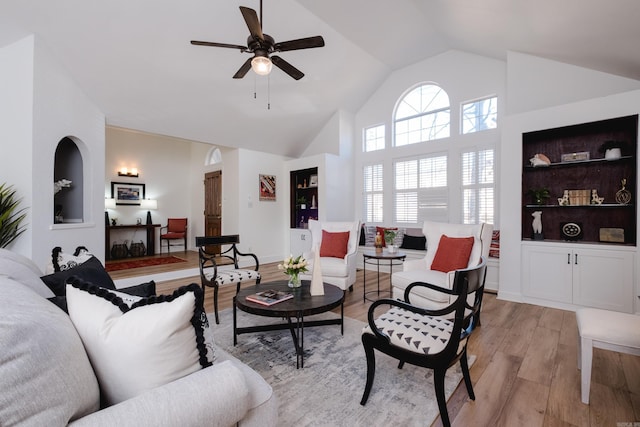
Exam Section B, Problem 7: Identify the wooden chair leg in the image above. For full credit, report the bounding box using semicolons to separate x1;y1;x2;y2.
213;285;220;324
434;368;451;427
360;338;377;405
460;351;475;400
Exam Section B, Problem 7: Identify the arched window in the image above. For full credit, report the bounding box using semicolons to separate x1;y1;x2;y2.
205;147;222;165
54;137;83;223
394;84;450;146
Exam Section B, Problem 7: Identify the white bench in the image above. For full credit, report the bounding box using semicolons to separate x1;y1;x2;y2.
576;308;640;404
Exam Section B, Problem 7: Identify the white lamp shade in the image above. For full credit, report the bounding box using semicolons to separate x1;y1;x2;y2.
141;199;158;210
105;198;116;209
251;56;272;76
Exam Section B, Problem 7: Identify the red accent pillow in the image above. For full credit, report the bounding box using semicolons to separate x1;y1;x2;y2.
376;226;398;247
430;235;475;273
320;230;350;259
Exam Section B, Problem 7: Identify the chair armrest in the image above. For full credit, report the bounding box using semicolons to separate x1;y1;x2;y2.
199;248;220;284
234;245;260;271
404;281;455;305
69;361;249;427
159;226;168;234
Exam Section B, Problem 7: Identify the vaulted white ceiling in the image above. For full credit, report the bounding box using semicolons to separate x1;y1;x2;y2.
1;0;639;157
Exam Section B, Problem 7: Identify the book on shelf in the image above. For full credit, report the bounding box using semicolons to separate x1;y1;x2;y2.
245;289;294;306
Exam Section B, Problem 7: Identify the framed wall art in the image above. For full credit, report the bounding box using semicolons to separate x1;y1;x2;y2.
111;182;145;205
259;174;276;201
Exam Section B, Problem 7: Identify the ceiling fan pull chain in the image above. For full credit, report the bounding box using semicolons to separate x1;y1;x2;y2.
254;75;257;99
268;75;271;110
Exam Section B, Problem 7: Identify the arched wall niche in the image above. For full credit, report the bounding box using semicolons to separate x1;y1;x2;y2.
53;136;85;223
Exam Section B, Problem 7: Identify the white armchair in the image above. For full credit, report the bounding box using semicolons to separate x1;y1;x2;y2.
300;219;361;291
392;220;493;310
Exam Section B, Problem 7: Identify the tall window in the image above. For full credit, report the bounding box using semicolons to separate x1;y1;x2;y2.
363;164;383;222
394;84;450;147
363;124;385;152
394;154;448;223
461;96;497;134
461;149;494;224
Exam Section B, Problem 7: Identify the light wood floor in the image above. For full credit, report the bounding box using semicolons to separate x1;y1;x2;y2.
109;251;640;427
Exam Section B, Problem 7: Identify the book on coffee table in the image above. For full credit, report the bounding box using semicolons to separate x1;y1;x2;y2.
246;289;294;306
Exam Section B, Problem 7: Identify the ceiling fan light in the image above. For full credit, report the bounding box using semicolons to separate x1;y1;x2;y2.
251;56;272;76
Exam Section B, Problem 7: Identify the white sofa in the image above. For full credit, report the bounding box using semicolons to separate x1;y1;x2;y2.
0;249;277;427
391;221;493;310
300;219;361;291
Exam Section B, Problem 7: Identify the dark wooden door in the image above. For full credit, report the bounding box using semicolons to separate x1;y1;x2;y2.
204;171;222;254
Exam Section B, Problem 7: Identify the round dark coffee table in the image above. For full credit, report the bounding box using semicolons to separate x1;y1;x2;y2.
233;280;344;368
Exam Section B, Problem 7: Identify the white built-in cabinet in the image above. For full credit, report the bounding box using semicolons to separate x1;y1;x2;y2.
290;228;312;256
522;242;635;313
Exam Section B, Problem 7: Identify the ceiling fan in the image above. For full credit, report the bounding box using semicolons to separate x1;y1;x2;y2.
190;1;325;80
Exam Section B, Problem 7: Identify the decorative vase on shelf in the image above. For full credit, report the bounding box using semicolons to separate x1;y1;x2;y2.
288;273;301;288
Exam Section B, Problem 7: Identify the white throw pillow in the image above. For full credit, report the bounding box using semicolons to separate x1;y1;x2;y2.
66;280;214;406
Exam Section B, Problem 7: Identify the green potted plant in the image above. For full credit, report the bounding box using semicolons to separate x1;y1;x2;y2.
528;188;550;205
0;183;27;248
383;229;398;253
296;196;307;209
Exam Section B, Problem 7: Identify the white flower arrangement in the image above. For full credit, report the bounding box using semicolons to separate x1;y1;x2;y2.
277;254;309;276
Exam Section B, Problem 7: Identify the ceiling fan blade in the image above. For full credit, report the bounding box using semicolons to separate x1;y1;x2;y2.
274;36;325;52
239;6;264;42
191;40;247;51
271;56;304;80
233;57;253;79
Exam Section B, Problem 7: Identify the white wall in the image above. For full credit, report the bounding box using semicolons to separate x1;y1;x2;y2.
499;53;640;304
507;51;640;115
303;109;356;222
0;35;105;270
0;36;34;257
237;149;288;264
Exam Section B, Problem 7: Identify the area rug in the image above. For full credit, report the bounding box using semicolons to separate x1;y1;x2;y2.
104;256;187;272
211;309;474;427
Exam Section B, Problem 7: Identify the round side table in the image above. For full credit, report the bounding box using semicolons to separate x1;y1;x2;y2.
362;250;406;302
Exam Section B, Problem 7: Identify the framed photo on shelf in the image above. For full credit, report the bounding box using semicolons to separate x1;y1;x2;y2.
309;174;318;187
259;174;276;201
111;182;145;205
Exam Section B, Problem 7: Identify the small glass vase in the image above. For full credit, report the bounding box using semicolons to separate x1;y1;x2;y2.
288;273;301;288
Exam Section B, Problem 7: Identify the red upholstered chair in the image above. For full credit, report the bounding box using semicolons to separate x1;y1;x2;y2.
160;218;188;254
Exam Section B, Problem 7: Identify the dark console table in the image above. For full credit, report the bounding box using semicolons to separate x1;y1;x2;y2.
105;224;160;260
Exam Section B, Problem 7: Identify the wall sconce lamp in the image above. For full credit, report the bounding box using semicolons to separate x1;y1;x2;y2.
118;167;139;177
141;199;158;224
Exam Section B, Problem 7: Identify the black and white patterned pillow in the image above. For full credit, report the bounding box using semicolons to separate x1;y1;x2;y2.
48;246;93;273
